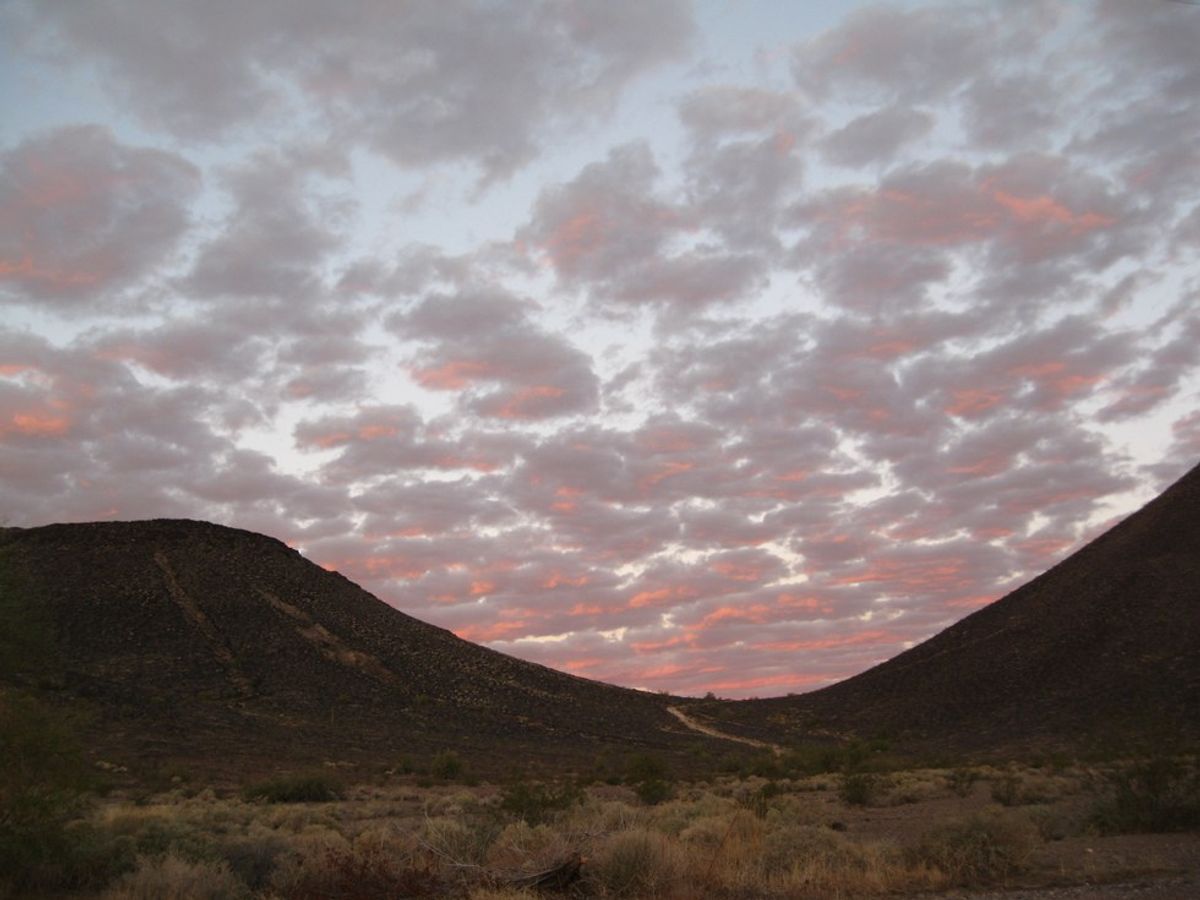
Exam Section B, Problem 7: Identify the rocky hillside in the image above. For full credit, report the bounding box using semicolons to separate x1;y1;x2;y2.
692;461;1200;755
0;519;712;780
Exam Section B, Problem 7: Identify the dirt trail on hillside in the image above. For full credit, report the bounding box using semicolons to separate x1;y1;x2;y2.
666;705;783;755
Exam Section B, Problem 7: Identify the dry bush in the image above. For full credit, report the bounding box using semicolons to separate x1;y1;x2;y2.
485;821;572;874
645;791;734;836
99;810;216;864
1026;804;1087;842
270;843;440;900
467;889;538;900
678;813;740;850
102;854;247;900
770;836;937;897
214;827;291;892
909;811;1038;885
419;815;496;867
262;802;340;833
563;797;642;834
762;793;828;829
884;771;944;805
687;812;767;894
586;828;684;897
761;823;855;877
947;767;981;797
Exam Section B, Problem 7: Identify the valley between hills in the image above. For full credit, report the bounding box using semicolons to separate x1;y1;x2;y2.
2;462;1198;898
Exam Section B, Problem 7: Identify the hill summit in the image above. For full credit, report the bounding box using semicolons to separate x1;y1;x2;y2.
0;519;708;779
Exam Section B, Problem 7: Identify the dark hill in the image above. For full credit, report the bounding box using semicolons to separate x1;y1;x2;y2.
0;519;711;781
696;460;1200;755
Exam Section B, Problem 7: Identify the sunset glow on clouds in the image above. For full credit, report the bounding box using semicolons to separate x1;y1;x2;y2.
2;0;1198;697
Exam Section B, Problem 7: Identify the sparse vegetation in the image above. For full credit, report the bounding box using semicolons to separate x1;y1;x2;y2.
948;767;980;797
909;811;1038;885
430;750;467;782
0;754;1192;898
102;854;248;900
498;780;582;825
0;690;127;896
243;773;343;803
1090;756;1200;833
839;771;883;806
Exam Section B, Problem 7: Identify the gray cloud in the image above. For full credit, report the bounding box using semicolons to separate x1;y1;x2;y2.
820;106;934;167
9;0;693;180
0;125;199;308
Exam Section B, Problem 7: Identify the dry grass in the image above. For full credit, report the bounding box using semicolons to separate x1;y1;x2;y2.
102;854;247;900
42;759;1198;898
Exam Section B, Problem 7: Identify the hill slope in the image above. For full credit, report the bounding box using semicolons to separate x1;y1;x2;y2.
699;461;1200;754
0;519;709;780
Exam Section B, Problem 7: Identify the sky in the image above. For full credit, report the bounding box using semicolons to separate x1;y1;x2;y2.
2;0;1198;699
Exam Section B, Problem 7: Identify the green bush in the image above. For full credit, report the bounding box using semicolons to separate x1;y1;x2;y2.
624;753;674;805
498;780;582;825
838;772;881;807
429;750;466;782
1090;757;1200;834
624;753;668;784
0;691;119;895
634;778;675;806
243;773;342;803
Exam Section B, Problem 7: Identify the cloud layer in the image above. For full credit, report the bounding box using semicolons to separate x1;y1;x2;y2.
2;0;1198;696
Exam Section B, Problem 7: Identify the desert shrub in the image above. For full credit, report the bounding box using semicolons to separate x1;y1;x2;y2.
564;798;640;834
216;830;291;891
737;780;782;818
760;823;855;876
761;825;932;896
634;778;675;806
588;828;681;897
1027;805;1084;842
838;772;883;807
430;750;466;782
498;780;582;825
678;814;734;849
104;812;218;863
0;691;120;895
243;773;343;803
1090;757;1200;833
392;755;424;776
948;768;980;797
990;770;1023;806
909;812;1037;885
102;853;248;900
990;768;1065;807
623;753;674;806
485;821;572;874
468;889;539;900
740;751;784;779
624;753;668;784
420;816;497;867
271;841;440;900
885;772;941;805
